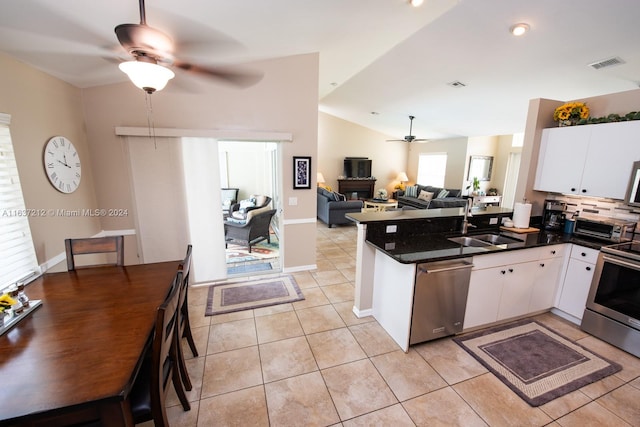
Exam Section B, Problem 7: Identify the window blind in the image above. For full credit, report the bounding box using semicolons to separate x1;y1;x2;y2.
0;113;40;288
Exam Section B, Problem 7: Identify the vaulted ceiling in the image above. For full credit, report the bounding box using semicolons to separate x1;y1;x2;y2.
2;0;639;139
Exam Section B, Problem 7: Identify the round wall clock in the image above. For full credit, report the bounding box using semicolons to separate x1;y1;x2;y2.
43;136;82;193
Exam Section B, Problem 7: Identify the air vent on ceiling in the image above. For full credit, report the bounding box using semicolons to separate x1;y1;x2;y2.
588;56;625;70
447;81;466;88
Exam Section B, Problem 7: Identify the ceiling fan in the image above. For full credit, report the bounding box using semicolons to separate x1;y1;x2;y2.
114;0;263;93
387;115;429;143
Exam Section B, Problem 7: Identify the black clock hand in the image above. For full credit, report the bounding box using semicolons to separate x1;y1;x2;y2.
57;159;71;168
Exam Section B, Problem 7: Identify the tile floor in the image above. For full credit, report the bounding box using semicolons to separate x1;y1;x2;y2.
148;222;640;427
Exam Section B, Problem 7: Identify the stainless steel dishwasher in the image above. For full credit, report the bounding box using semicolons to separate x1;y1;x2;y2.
409;257;473;345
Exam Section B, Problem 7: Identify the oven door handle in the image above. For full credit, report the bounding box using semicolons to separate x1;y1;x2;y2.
601;254;640;272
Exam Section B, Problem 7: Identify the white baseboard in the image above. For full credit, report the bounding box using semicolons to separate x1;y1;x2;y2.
353;305;373;318
282;264;316;273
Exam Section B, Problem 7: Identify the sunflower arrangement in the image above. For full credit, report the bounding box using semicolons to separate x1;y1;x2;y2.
553;102;590;125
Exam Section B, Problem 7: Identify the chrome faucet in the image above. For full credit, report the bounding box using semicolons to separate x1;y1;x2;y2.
461;198;476;234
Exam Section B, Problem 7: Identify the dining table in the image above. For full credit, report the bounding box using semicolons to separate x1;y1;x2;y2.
0;260;181;427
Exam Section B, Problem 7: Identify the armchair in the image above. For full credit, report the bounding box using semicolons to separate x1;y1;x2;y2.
221;188;239;216
225;209;277;253
317;187;363;228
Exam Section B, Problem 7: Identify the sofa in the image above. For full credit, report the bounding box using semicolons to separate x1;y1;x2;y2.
317;187;363;227
396;185;467;209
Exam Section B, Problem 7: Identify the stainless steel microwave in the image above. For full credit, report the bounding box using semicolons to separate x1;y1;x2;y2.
625;160;640;207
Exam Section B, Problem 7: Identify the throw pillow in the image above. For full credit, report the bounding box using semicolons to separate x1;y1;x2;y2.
334;192;346;201
405;185;419;198
239;199;256;209
418;190;434;202
437;189;450;198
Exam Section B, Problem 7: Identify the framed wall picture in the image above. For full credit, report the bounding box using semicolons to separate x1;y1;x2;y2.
293;156;311;189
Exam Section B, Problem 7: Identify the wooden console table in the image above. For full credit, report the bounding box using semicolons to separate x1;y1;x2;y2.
338;179;376;200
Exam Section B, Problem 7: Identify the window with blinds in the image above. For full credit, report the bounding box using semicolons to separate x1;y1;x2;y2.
0;113;40;289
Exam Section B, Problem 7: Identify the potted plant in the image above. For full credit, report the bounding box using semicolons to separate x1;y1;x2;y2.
553;102;590;126
466;177;481;195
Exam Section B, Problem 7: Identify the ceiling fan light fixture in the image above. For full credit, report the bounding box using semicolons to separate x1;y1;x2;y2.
409;0;424;7
509;23;530;36
119;60;175;94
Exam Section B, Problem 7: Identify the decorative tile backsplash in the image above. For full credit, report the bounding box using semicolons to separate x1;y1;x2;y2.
546;194;640;224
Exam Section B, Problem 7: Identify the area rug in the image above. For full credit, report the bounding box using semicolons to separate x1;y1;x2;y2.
225;234;279;264
453;320;622;407
227;262;272;275
206;275;304;315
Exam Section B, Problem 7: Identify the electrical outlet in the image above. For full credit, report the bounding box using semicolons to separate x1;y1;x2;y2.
386;224;397;233
489;217;498;225
288;197;297;206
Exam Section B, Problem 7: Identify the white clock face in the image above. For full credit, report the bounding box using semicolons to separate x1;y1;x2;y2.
43;136;81;193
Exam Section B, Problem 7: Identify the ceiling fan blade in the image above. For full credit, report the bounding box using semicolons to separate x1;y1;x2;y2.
173;60;263;88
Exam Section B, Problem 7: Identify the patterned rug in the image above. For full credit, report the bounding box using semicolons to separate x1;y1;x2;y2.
225;234;279;264
206;275;304;315
453;320;622;406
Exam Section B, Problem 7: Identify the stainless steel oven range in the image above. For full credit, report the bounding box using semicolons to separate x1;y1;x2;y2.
581;241;640;358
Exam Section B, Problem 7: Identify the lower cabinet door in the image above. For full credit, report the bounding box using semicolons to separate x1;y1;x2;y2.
557;259;595;319
497;261;538;320
529;257;564;312
464;267;503;329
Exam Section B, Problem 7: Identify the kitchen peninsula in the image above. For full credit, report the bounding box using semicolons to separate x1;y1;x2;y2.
346;206;596;351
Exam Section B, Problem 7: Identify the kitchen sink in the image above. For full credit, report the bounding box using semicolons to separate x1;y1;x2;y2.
447;236;492;247
448;233;525;248
471;233;525;246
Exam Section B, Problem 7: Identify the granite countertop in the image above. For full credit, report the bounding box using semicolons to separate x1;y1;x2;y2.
349;204;609;264
366;228;607;264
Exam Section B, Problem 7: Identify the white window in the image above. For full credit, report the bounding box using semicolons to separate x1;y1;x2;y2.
0;113;40;288
417;153;447;187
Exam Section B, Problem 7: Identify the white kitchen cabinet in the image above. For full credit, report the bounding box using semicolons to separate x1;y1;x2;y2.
534;125;591;195
464;246;565;330
529;252;565;312
464;266;506;329
534;121;640;199
556;245;598;321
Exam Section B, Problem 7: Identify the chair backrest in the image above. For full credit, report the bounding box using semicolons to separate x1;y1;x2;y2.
178;244;192;324
150;271;183;427
65;236;124;271
221;188;239;205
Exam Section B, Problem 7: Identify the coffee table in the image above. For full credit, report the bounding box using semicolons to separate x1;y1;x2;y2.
363;198;398;211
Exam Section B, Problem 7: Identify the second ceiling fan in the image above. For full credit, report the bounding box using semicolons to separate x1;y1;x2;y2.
387;115;429;143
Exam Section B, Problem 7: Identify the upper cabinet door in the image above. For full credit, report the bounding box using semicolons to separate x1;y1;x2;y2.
534;126;592;194
582;121;640;200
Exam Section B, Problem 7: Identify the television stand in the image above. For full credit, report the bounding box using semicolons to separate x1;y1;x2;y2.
338;178;376;200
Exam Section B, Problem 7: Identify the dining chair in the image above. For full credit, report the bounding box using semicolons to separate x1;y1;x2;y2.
176;244;196;391
129;271;190;427
64;235;124;271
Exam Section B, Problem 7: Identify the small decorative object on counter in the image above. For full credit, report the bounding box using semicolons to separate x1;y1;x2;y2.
375;188;388;200
16;282;29;308
8;286;23;314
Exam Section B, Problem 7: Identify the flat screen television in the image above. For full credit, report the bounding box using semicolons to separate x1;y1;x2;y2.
343;157;372;178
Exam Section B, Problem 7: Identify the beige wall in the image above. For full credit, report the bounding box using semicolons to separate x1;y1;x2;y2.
317;112;407;195
1;52;320;273
80;53;320;272
0;52;103;271
406;137;468;190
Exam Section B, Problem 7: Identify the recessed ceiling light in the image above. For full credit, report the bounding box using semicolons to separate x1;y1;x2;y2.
510;23;530;36
409;0;424;7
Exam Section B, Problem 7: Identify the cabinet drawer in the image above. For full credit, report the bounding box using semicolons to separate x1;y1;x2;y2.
472;247;540;270
570;245;599;264
538;244;567;260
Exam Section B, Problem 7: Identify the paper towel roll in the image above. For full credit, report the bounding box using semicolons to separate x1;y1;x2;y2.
513;202;532;228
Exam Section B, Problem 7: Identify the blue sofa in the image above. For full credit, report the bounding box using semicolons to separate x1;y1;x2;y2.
397;185;467;209
317;187;363;227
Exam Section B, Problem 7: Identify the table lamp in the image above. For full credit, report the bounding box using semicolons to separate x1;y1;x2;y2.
396;172;409;190
317;173;325;186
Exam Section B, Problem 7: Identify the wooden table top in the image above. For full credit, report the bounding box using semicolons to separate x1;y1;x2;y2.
0;261;180;424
